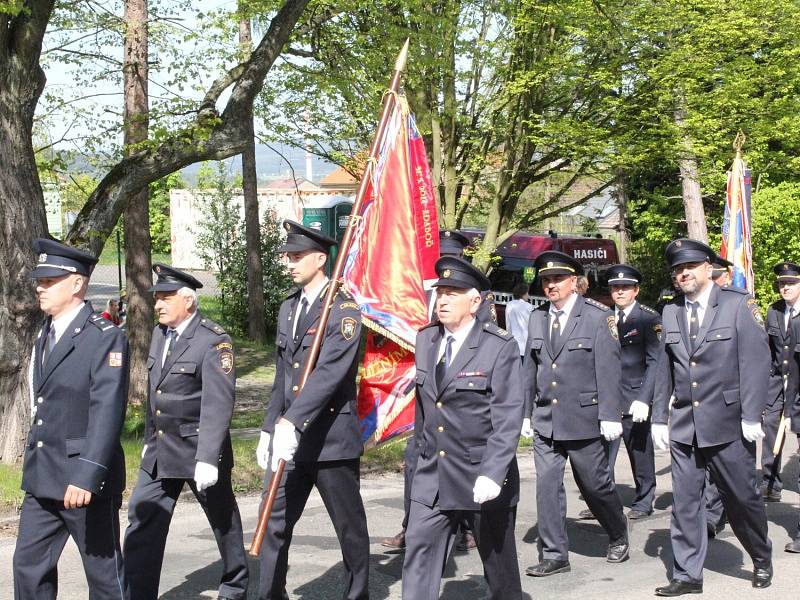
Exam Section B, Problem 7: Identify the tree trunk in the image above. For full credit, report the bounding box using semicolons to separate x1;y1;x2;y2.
0;1;56;463
240;13;267;343
674;105;708;243
613;169;629;263
123;0;152;405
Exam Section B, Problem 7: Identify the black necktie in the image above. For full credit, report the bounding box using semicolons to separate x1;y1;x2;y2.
688;302;700;350
550;310;564;348
436;335;455;388
41;324;55;366
163;329;177;366
294;298;309;341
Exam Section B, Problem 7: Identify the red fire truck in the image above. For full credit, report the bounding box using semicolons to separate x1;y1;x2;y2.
461;229;620;326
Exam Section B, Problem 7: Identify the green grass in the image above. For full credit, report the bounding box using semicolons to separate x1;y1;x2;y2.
0;463;24;513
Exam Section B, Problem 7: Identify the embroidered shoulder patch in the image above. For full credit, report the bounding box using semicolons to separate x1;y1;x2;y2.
108;352;123;367
341;317;357;341
339;301;359;310
653;323;662;342
747;298;764;326
219;350;234;374
216;342;233;350
607;315;619;340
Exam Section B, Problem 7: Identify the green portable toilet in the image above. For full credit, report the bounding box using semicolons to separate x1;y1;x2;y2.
302;195;354;276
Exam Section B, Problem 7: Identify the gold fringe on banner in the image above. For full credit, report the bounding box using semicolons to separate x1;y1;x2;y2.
361;316;417;353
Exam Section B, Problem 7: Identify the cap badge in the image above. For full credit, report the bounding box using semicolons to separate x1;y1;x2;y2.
618;272;624;278
444;231;451;237
547;262;553;268
675;240;682;247
443;269;451;278
38;253;47;263
784;264;788;270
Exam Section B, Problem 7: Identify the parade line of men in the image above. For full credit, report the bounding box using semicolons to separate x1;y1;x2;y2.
11;227;800;599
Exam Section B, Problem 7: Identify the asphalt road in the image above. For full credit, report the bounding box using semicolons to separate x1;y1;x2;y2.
2;437;799;599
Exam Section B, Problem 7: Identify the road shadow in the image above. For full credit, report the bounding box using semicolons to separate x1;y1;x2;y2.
160;555;261;599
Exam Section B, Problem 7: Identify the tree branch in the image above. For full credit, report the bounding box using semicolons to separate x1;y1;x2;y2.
67;0;311;255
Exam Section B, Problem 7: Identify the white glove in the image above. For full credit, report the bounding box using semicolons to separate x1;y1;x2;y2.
194;461;218;491
271;420;299;472
600;420;623;442
741;420;765;443
256;431;271;470
141;444;147;459
629;400;650;423
473;475;502;504
651;423;669;450
520;417;533;439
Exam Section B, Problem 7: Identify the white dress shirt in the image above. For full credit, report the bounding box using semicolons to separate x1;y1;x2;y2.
616;301;636;324
549;292;579;332
785;299;800;332
505;298;534;355
161;311;198;366
294;277;329;338
685;281;714;330
438;318;476;364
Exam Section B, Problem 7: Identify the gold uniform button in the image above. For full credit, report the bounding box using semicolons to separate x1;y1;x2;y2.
551;381;557;387
592;398;597;403
292;385;299;392
784;345;789;350
468;382;474;387
158;430;164;436
36;441;43;448
156;410;161;416
293;362;300;369
329;407;335;413
37;397;43;404
693;401;699;407
691;382;698;388
578;343;583;348
439;450;446;457
37;419;43;426
437;426;444;432
196;428;200;433
156;390;162;395
552;364;557;369
436;402;443;408
180;367;185;372
690;361;696;367
783;360;789;365
553;399;558;404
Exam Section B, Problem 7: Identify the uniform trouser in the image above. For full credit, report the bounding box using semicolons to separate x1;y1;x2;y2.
13;492;126;600
669;438;772;583
534;433;628;560
703;470;726;529
402;501;522;600
258;459;369;600
401;438;420;529
605;415;656;513
123;467;249;600
761;396;786;491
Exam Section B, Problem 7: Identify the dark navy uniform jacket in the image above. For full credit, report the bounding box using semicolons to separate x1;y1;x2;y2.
411;320;522;511
142;313;236;479
618;303;662;409
524;295;623;440
262;285;363;462
652;285;770;447
22;303;128;500
765;300;799;413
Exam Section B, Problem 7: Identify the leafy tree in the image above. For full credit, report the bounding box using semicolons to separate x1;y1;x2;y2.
195;162;289;335
751;183;800;312
149;172;184;254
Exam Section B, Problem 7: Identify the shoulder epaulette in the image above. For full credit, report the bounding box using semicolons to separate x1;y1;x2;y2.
640;304;658;315
535;303;550;312
720;286;749;296
199;317;226;336
584;297;611;311
88;313;115;331
284;287;301;300
481;321;510;339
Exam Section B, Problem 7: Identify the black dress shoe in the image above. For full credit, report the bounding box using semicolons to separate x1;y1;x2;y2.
785;538;800;553
752;564;773;588
380;530;406;549
525;559;571;577
607;539;630;563
654;580;703;596
707;521;725;539
627;509;652;520
577;508;596;520
456;530;477;551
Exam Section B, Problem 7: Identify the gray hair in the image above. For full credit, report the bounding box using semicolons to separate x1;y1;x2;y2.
176;286;198;309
